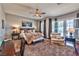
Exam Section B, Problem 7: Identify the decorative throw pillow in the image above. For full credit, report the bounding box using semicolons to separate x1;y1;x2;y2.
0;40;3;47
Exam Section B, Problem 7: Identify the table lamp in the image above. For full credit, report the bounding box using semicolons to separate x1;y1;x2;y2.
68;28;75;38
12;24;20;33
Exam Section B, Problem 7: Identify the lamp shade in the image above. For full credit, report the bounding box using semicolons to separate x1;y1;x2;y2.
12;24;20;28
12;24;20;33
68;28;75;33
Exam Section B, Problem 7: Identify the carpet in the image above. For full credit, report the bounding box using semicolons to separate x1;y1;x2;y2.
24;40;76;56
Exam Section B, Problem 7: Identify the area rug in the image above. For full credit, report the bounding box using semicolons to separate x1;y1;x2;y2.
24;40;76;56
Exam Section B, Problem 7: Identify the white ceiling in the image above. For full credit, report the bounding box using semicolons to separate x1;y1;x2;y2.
2;3;79;20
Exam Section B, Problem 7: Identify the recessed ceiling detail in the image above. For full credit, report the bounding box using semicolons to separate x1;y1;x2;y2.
2;3;79;20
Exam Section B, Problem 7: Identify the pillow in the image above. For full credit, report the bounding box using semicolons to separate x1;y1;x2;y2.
0;40;3;46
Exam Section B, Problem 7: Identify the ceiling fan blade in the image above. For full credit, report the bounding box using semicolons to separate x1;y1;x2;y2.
30;8;46;17
40;12;46;14
57;3;62;5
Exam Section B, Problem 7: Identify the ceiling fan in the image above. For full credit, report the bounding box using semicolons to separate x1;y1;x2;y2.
30;8;46;17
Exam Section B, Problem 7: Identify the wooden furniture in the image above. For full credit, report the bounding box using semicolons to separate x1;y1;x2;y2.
12;39;25;56
12;40;21;55
12;33;20;40
0;39;25;56
64;37;76;47
1;40;15;56
20;27;34;32
75;42;79;55
64;37;79;55
20;38;26;56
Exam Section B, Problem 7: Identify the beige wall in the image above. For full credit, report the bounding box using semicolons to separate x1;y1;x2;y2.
0;4;6;39
6;14;39;33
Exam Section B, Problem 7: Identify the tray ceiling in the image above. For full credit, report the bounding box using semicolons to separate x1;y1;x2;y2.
2;3;79;20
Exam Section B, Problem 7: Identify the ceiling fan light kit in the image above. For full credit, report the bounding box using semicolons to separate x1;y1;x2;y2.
35;13;40;17
30;8;46;17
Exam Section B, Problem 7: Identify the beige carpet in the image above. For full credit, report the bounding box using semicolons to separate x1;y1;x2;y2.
24;40;76;56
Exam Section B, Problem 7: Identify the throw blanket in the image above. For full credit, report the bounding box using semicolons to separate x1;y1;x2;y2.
25;32;43;44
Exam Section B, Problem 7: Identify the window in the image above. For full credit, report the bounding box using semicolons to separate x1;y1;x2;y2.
66;20;74;30
66;19;74;37
52;20;64;37
52;21;55;32
58;21;64;37
52;19;74;37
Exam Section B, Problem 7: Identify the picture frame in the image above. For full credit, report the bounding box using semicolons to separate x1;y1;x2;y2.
2;19;4;29
22;21;32;27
